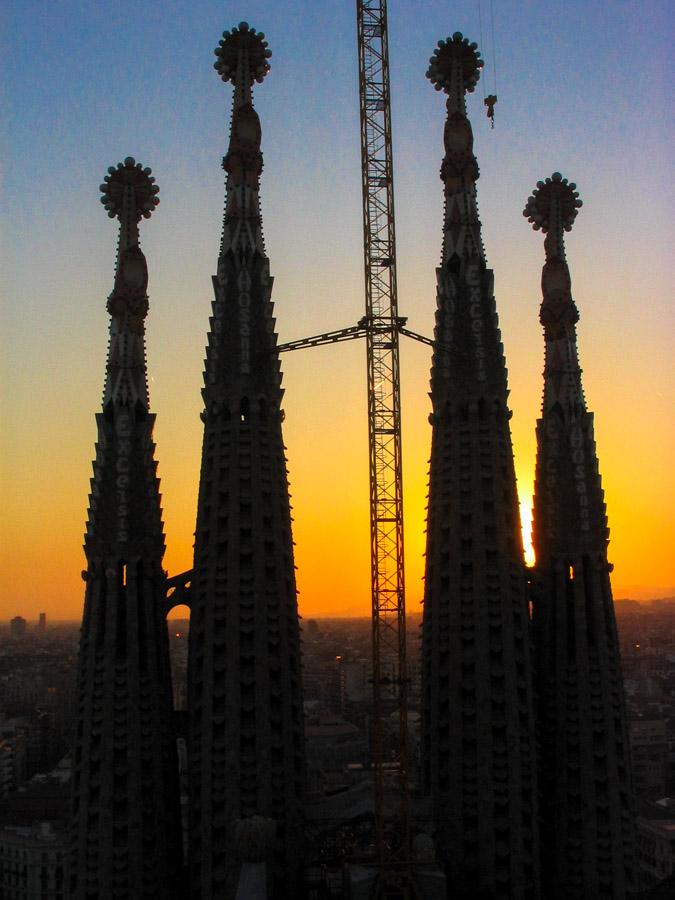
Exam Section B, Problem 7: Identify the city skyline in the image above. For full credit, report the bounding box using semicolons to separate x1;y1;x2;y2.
3;0;673;621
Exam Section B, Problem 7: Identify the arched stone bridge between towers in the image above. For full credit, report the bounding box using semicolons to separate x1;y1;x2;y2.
164;569;192;741
164;568;192;616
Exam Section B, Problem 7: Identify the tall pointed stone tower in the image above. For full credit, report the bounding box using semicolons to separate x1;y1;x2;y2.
187;22;305;899
70;158;183;899
525;174;635;898
420;33;539;898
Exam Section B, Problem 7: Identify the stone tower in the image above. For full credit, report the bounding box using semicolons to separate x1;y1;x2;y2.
70;158;183;899
187;23;305;899
525;174;635;898
420;33;539;898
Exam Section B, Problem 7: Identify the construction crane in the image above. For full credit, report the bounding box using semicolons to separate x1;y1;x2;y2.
355;0;410;886
276;1;417;889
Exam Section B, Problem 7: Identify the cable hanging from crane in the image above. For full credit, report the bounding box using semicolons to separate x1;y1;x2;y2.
478;0;498;127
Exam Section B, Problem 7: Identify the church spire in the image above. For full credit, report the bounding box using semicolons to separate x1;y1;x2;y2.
427;33;485;264
202;23;280;406
99;158;159;412
214;22;271;262
421;32;539;898
188;23;305;899
527;175;636;898
71;160;181;899
524;174;608;557
524;173;585;421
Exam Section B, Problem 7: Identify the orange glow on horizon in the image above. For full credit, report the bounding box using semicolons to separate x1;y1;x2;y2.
2;352;674;623
3;366;674;623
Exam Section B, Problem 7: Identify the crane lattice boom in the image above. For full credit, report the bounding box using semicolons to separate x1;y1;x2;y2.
357;0;410;874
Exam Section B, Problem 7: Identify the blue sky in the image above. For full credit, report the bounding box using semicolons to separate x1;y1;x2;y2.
2;1;673;617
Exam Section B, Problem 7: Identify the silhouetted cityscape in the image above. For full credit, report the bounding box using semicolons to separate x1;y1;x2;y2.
1;604;675;896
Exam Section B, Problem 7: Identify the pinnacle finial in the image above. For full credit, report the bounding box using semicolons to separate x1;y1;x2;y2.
523;173;582;234
99;158;160;221
214;23;272;85
527;174;582;337
427;33;483;94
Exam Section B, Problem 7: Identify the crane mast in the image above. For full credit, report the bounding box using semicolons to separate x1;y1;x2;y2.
356;0;410;874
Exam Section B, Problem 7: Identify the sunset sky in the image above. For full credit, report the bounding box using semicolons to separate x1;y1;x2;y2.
2;1;673;621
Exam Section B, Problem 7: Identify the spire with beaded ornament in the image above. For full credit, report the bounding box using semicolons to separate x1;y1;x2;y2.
420;33;539;898
526;175;636;899
70;159;182;900
100;157;159;412
187;23;305;900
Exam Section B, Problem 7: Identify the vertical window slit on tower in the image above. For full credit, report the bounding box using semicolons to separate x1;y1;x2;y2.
583;557;597;647
95;582;107;648
116;561;127;660
566;572;576;660
137;560;147;670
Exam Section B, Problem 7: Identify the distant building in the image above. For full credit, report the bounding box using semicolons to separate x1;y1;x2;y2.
636;799;675;890
9;617;27;639
0;740;15;798
0;762;70;900
331;656;347;713
0;723;27;788
632;719;668;799
2;715;50;782
330;655;370;713
0;821;67;900
306;716;367;774
38;612;46;632
343;658;370;703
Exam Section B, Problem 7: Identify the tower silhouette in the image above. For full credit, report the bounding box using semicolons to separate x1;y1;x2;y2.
525;174;636;898
187;23;306;899
70;158;182;899
420;34;539;898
